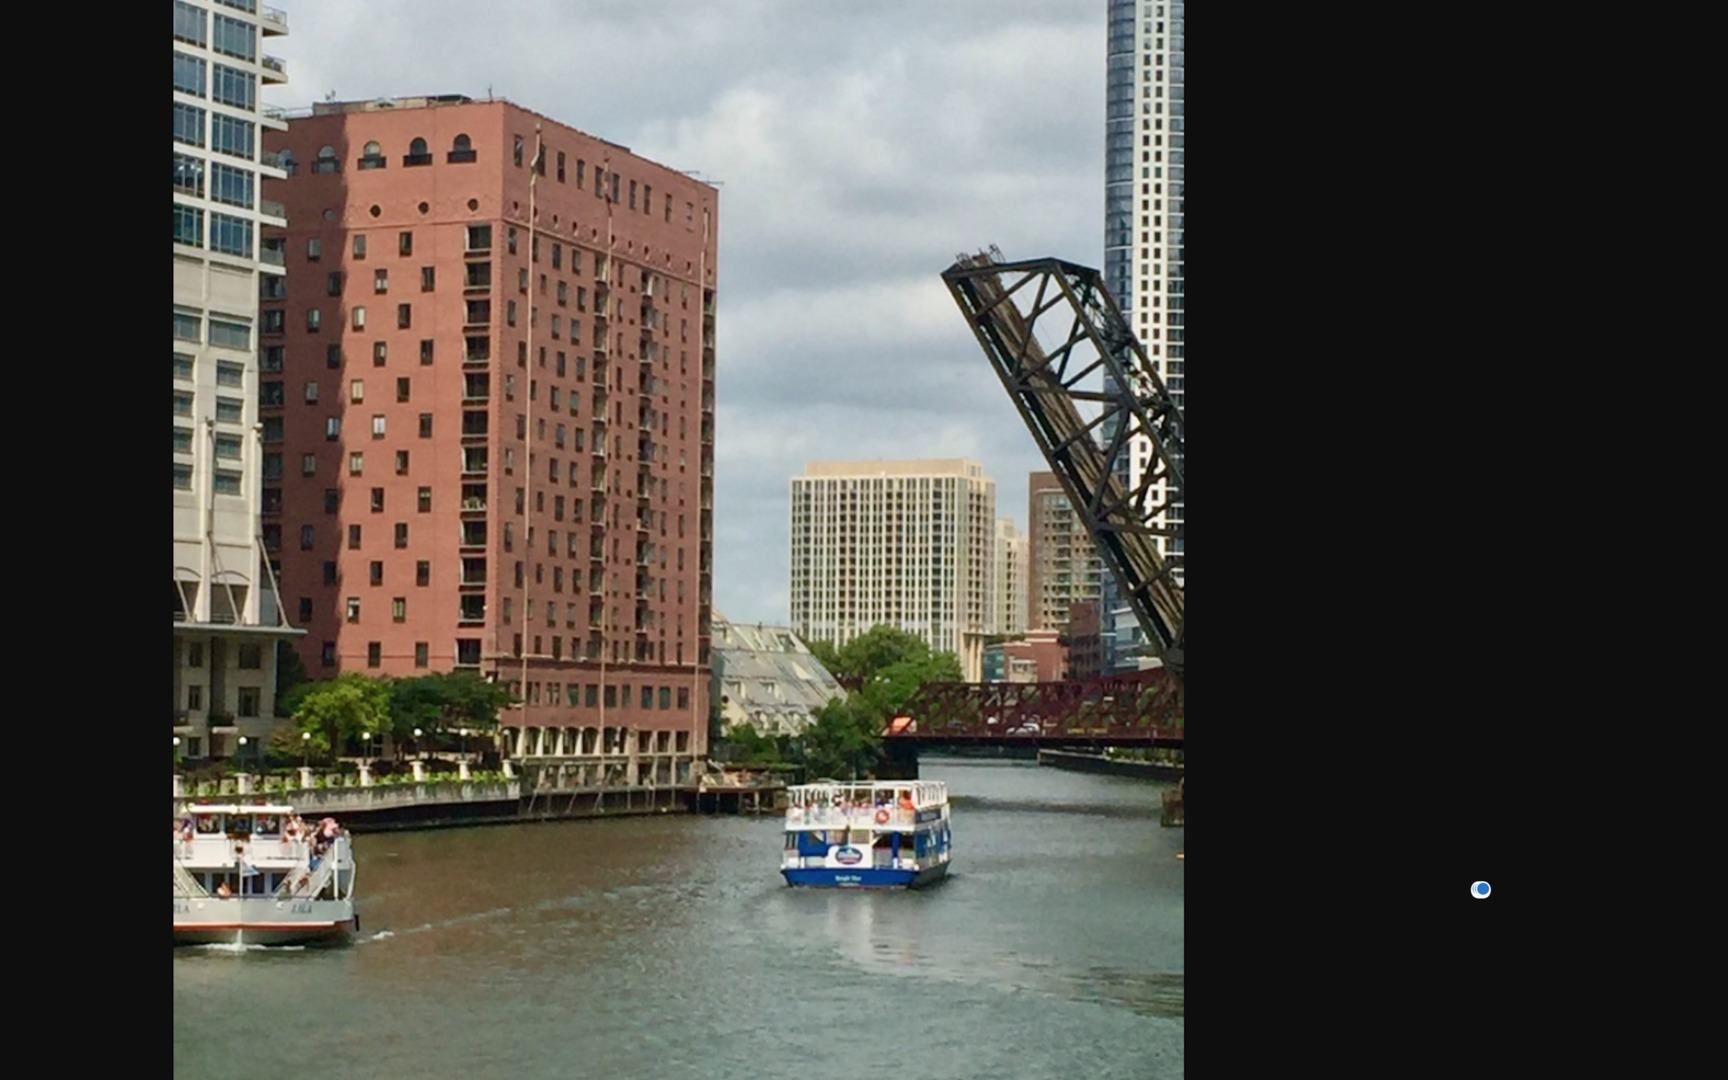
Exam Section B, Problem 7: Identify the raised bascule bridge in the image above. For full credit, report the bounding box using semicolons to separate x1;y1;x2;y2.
882;251;1185;821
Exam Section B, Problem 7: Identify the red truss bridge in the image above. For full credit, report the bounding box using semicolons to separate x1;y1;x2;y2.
883;669;1183;748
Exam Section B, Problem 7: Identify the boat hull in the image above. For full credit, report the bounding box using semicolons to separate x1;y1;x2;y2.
174;899;357;947
782;862;950;890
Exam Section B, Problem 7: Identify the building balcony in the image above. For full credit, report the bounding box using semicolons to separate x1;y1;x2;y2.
261;55;287;84
259;104;288;132
261;5;288;35
259;198;287;226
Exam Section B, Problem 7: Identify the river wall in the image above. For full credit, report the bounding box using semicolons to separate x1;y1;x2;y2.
1037;749;1183;781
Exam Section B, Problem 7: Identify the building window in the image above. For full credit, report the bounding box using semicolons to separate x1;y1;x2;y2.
394;523;409;549
371;415;386;438
210;113;253;160
214;434;243;460
313;146;338;174
320;641;335;667
352;306;366;330
374;269;388;293
173;463;193;490
211;64;255;110
466;223;490;251
370;487;385;512
173;153;203;197
406;139;431;167
420;339;434;365
373;341;387;365
299;524;314;550
173;2;206;46
210;163;253;208
417;486;431;512
350;380;365;403
325;417;340;440
324;489;339;513
213;470;242;495
421;266;435;292
396;377;411;402
349;452;364;475
347;524;362;549
173;102;205;148
346;598;361;622
359;141;386;170
211;13;255;60
306;309;321;332
397;304;412;328
172;203;204;247
398;451;412;476
369;560;383;585
209;213;253;257
414;642;429;668
419;414;433;438
367;643;382;668
416;561;430;586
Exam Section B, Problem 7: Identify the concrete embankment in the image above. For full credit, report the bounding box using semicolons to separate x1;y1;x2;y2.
173;778;783;833
1037;749;1183;782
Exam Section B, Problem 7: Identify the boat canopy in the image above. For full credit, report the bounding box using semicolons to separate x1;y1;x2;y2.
786;781;945;810
177;804;300;816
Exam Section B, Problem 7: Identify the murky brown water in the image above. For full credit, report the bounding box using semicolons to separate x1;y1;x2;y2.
172;758;1184;1079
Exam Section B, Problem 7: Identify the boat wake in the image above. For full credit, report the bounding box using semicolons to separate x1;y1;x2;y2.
195;941;305;954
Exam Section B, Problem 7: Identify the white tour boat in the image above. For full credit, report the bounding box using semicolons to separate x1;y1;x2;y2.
781;780;952;889
173;803;357;947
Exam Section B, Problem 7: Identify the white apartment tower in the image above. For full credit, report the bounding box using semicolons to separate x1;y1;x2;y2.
172;0;299;759
789;460;995;682
992;517;1027;638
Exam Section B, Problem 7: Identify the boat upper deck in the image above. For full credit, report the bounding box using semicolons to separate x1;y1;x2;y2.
784;780;948;831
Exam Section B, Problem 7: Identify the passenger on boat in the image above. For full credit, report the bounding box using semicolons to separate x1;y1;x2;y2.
215;880;233;898
177;817;194;843
897;790;915;811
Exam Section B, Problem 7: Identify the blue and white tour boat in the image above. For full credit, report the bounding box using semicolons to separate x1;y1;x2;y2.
173;803;358;947
781;780;952;889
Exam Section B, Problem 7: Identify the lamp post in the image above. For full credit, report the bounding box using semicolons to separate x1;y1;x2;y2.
459;728;470;761
301;730;311;768
414;728;424;761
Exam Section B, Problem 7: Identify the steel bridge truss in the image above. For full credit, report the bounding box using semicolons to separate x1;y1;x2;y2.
941;250;1183;674
889;670;1183;744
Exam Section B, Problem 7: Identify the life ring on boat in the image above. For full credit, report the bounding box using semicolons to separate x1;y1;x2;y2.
874;809;890;825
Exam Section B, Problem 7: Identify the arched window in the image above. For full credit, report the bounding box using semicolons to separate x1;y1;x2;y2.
405;136;431;166
277;147;296;175
313;145;338;174
359;140;385;170
448;133;476;164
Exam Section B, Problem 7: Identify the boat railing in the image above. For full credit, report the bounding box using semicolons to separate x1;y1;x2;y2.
786;805;919;829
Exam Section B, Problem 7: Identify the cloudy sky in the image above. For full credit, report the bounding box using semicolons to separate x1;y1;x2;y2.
274;0;1108;626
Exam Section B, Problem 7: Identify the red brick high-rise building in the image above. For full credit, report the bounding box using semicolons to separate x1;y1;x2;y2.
260;96;718;769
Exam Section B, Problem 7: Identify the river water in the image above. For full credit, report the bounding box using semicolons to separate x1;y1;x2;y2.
172;758;1184;1079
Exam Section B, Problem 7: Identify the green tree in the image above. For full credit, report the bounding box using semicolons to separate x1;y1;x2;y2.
830;624;932;683
388;671;516;749
806;638;843;676
290;672;391;758
800;696;882;780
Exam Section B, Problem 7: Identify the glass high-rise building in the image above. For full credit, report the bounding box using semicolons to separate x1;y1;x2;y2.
1102;0;1184;671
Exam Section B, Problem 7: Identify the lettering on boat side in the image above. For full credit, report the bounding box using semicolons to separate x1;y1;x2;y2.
291;902;315;914
174;903;189;914
834;874;862;884
834;847;863;866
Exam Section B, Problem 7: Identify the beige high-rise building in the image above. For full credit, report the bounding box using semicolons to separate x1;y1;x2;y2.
789;459;994;681
173;0;301;761
992;517;1027;637
1026;471;1101;632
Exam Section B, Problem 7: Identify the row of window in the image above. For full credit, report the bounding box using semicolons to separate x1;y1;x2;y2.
173;1;256;62
174;102;256;159
174;202;255;256
174;463;244;494
172;309;254;349
174;51;256;110
173;153;256;208
172;391;245;423
180;685;263;717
